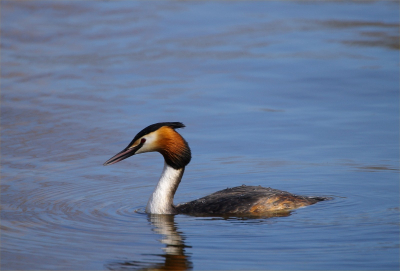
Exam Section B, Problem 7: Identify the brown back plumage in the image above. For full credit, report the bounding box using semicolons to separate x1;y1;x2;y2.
175;185;330;215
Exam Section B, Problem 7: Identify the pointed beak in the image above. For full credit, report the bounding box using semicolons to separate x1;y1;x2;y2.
103;142;143;166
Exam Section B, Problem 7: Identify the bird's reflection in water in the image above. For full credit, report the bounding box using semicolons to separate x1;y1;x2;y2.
106;211;292;270
106;214;192;271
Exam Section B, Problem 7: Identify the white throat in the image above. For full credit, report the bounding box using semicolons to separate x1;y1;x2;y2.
145;162;184;214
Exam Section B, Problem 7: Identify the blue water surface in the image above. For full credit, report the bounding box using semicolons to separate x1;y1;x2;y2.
1;1;399;270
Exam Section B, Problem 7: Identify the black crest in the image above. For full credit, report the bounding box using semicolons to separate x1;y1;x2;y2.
129;122;186;146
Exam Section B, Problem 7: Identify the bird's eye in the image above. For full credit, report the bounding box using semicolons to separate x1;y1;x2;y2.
141;138;146;144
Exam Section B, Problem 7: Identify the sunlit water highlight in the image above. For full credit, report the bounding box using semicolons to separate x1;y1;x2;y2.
1;1;399;270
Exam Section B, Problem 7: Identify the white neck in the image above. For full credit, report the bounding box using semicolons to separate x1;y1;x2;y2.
145;162;184;214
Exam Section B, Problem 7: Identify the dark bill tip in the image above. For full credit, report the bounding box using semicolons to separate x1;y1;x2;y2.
104;138;146;166
103;146;137;166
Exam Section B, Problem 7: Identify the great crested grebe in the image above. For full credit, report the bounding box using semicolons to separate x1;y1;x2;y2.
104;122;329;215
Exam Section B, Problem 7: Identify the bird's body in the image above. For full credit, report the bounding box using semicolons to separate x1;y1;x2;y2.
176;185;326;215
104;122;329;216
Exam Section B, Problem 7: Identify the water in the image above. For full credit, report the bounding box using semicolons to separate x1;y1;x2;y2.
1;1;399;270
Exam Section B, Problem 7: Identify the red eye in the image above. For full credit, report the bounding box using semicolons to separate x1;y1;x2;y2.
141;138;146;144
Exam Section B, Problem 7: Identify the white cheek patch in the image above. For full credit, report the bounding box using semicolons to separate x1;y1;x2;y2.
135;132;158;154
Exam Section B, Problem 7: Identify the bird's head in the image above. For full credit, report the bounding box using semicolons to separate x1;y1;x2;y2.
103;122;191;169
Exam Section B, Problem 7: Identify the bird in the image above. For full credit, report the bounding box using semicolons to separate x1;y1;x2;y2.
103;122;329;215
